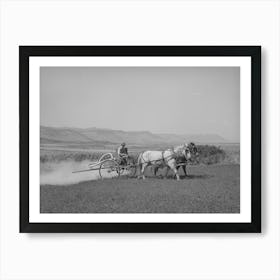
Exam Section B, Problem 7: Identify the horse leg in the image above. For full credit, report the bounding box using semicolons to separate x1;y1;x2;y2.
141;163;147;180
137;161;141;179
137;161;143;179
154;165;159;178
173;167;180;181
182;165;187;177
165;166;170;178
169;161;180;181
176;165;180;177
176;165;187;178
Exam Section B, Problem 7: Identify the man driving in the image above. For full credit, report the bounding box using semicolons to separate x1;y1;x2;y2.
117;142;128;165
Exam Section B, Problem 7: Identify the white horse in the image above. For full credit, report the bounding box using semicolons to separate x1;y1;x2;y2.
137;144;192;181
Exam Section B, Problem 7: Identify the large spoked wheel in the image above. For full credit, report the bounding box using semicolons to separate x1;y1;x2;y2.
99;160;120;179
126;164;137;178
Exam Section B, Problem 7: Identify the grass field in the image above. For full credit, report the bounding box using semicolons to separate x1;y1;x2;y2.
40;164;240;213
41;143;238;164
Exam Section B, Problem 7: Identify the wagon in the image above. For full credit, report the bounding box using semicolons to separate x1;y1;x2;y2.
72;152;137;179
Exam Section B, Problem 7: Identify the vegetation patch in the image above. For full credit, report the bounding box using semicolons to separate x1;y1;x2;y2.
40;144;239;165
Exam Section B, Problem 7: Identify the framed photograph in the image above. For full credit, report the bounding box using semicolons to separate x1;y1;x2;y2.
20;46;261;233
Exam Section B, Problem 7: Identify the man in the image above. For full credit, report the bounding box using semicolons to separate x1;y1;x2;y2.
117;142;128;165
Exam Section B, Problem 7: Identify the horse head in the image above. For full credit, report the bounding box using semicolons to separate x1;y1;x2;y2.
182;144;192;160
185;142;199;161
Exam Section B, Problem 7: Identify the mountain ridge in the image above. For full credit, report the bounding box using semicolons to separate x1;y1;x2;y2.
40;125;230;145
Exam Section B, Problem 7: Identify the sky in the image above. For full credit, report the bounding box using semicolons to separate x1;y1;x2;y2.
40;66;240;142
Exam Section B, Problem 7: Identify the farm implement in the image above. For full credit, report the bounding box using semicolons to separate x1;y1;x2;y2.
72;152;137;179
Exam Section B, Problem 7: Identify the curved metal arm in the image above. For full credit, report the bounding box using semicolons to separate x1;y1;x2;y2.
99;153;114;162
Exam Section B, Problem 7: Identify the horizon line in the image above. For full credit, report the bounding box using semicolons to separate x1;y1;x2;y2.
40;124;241;143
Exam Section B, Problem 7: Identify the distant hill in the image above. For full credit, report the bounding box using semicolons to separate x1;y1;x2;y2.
40;126;228;145
157;133;228;144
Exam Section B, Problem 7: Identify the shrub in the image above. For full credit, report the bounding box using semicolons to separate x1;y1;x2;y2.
196;145;226;165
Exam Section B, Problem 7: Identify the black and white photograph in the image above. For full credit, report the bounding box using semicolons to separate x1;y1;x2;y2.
40;66;240;214
20;46;261;232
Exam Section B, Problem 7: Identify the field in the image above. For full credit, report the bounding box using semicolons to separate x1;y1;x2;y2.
40;143;240;213
40;163;240;213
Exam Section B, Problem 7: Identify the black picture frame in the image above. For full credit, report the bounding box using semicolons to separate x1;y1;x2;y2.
20;46;261;233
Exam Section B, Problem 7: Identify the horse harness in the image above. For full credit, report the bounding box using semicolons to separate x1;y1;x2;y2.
161;149;175;163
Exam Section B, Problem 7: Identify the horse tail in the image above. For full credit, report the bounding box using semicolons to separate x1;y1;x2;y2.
137;152;143;170
134;152;141;178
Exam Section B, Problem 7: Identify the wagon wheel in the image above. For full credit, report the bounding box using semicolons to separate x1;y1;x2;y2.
118;164;134;176
99;160;120;179
126;164;137;178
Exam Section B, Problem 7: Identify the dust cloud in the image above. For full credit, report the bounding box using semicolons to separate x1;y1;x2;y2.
40;161;102;185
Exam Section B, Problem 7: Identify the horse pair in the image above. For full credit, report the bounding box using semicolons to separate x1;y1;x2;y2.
137;143;198;180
